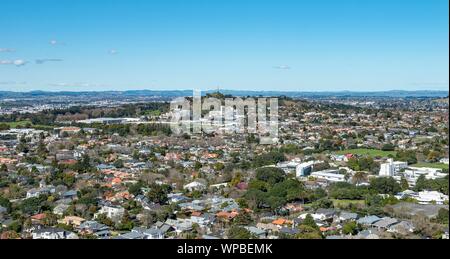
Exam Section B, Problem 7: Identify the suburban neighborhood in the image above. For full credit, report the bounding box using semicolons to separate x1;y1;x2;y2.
0;93;448;240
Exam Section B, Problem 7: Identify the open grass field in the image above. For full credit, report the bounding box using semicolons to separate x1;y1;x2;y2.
411;163;449;170
0;120;54;130
334;148;397;157
1;120;33;128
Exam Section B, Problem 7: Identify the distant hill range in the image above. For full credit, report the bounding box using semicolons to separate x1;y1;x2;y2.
0;89;448;99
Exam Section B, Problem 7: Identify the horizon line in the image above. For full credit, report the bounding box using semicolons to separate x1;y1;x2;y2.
0;89;449;94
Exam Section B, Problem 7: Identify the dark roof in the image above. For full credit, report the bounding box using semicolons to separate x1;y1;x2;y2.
280;227;299;235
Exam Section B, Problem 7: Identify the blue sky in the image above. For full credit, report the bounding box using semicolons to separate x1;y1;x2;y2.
0;0;448;92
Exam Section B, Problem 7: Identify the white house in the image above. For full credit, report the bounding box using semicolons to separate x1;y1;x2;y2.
32;228;78;239
183;181;207;192
94;205;125;221
415;191;449;205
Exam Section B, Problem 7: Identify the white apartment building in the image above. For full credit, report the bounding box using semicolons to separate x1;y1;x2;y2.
379;159;408;177
310;170;347;183
398;167;448;187
296;161;324;178
397;191;449;205
415;191;449;205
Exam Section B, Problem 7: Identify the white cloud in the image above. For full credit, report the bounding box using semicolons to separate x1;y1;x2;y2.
49;40;65;46
108;49;118;55
0;81;27;85
13;59;27;66
48;82;109;88
35;58;63;64
0;59;28;67
274;65;291;70
0;48;15;53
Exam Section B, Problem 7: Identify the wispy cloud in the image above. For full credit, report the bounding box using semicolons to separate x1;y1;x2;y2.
0;59;28;67
274;65;291;70
0;48;15;53
0;81;27;85
49;82;109;88
108;49;118;55
49;40;65;46
35;58;63;64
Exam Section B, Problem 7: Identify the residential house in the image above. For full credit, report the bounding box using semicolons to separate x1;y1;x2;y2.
388;221;415;235
165;219;193;234
357;215;381;226
256;223;279;233
58;216;86;227
300;208;336;221
244;226;267;239
0;206;7;217
95;205;125;222
26;186;55;199
77;221;110;237
184;181;207;192
116;231;146;239
32;228;78;239
372;217;399;230
336;212;359;222
279;227;300;236
355;229;381;239
53;204;70;216
143;228;166;239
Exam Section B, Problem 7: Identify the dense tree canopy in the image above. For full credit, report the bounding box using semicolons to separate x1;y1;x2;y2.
369;177;401;195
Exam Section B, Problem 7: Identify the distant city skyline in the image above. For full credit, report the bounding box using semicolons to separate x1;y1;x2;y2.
0;0;448;92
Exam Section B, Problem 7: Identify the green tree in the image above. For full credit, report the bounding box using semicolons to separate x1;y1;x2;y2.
0;123;11;131
114;159;124;168
414;175;428;192
370;177;401;195
427;151;440;162
436;208;449;225
352;171;368;185
117;210;134;231
227;226;255;239
147;184;172;204
128;181;145;196
302;214;319;230
63;173;76;187
381;143;395;151
255;167;285;186
312;198;334;210
0;195;12;212
400;176;409;191
233;211;253;226
252;151;286;168
74;154;92;173
395;151;417;165
214;163;225;171
342;221;359;235
296;225;322;239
